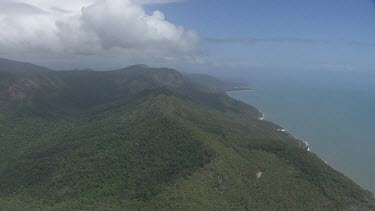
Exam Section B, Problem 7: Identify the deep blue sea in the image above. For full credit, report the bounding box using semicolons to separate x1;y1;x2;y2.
228;70;375;193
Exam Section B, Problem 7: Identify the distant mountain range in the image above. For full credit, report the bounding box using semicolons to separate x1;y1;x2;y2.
0;58;374;210
0;58;50;73
186;73;251;92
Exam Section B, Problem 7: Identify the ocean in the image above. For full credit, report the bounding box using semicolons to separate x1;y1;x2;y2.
228;70;375;193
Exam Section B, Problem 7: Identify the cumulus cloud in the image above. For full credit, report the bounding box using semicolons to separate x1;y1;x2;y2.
81;0;196;52
0;0;198;65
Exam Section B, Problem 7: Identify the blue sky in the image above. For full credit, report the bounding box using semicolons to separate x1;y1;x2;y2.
149;0;375;73
1;0;375;73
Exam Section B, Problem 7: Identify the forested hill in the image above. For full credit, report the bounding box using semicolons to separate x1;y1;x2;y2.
0;58;374;210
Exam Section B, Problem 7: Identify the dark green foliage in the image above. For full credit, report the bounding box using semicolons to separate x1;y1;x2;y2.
248;140;373;209
0;61;374;210
1;115;213;205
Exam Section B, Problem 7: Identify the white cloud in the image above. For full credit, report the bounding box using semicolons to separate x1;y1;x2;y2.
81;0;196;52
0;0;198;66
0;2;47;15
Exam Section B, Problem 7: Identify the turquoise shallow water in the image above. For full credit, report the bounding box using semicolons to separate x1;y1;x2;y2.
228;71;375;193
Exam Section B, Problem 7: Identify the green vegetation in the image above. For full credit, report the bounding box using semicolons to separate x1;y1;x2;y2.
0;59;374;210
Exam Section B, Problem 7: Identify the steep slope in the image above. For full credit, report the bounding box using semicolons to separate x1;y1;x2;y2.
0;62;374;210
0;64;189;114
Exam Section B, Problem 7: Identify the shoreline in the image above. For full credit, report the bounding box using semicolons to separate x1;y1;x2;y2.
258;112;265;120
227;90;311;152
226;89;375;194
258;111;311;151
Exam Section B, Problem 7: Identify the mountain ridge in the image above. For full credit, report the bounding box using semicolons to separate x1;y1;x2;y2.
0;58;374;210
0;58;51;73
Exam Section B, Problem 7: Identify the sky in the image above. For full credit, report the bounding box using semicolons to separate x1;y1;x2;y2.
0;0;375;73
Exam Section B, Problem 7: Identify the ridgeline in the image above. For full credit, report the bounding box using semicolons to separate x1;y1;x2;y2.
0;59;374;210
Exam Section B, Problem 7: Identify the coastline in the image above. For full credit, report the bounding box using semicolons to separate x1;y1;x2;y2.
258;110;311;152
225;83;375;194
258;112;265;120
227;90;311;152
